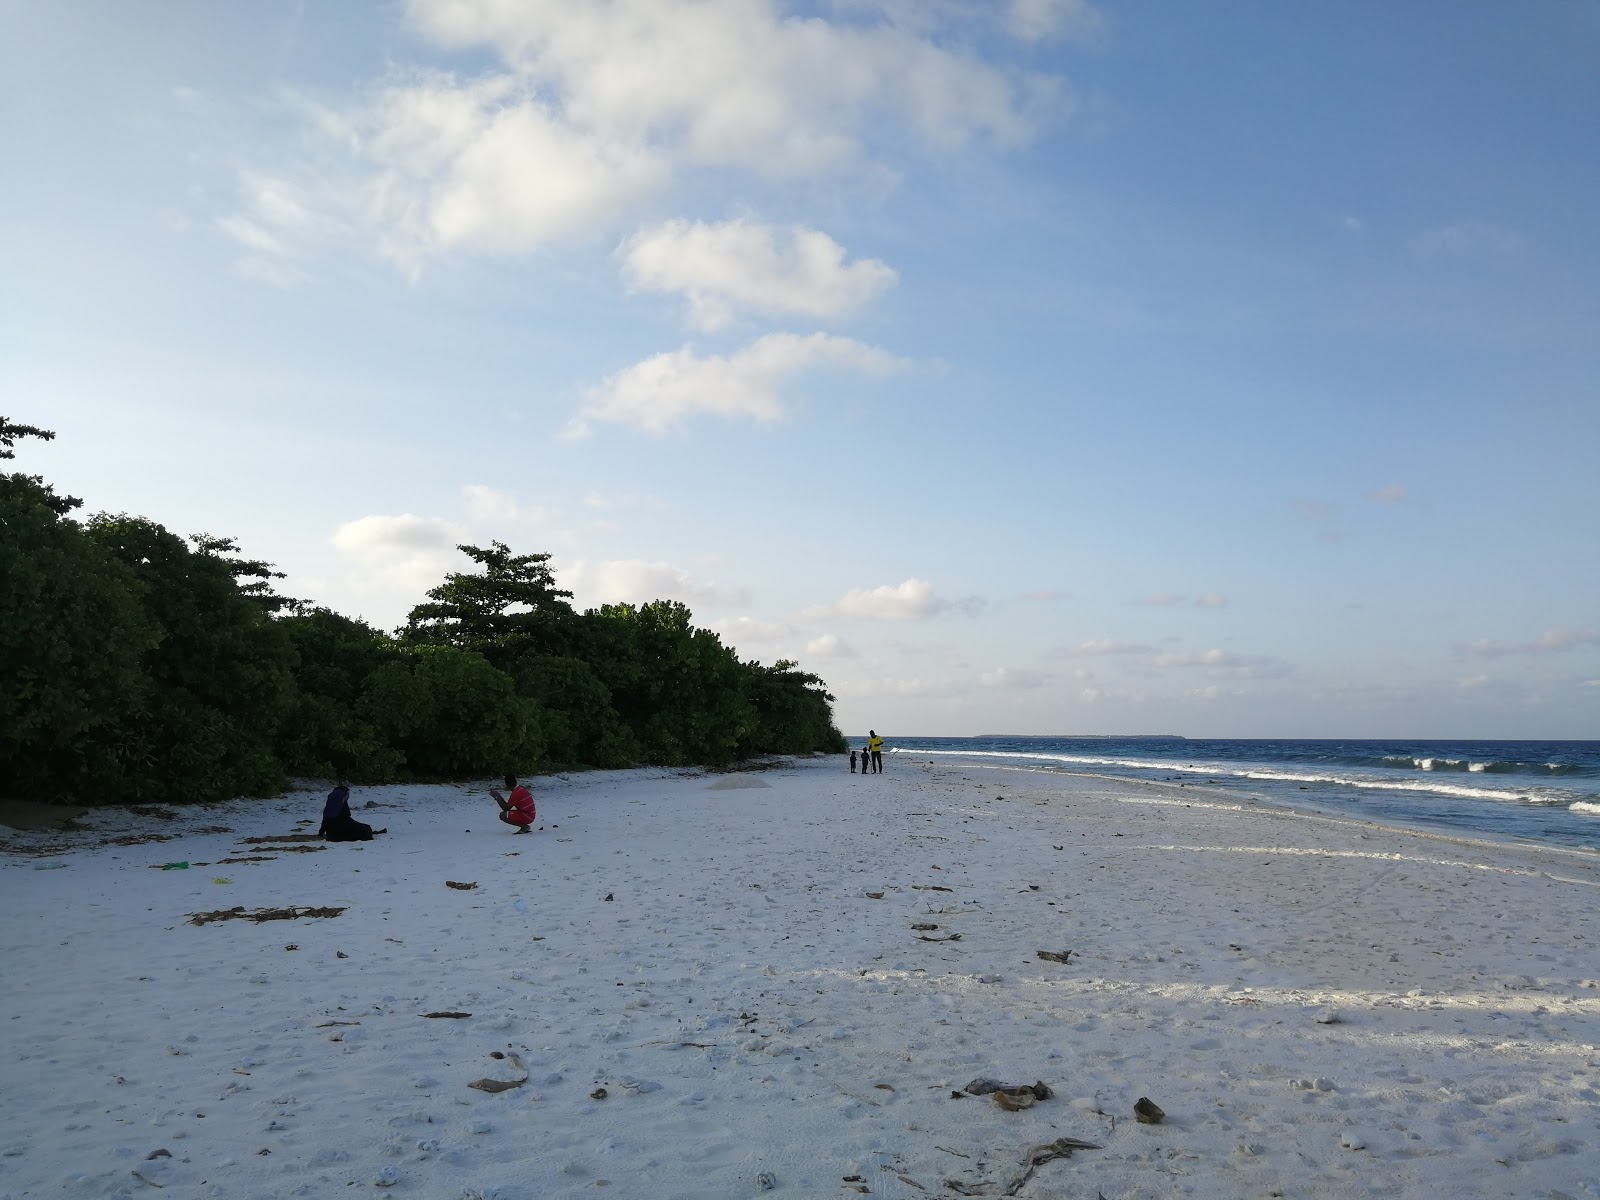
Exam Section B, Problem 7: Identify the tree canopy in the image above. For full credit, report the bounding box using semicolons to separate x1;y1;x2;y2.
2;417;845;805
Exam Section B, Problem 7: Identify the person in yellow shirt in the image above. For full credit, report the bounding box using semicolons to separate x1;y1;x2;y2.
867;730;884;774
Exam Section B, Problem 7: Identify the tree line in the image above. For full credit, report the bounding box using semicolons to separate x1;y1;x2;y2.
1;418;846;806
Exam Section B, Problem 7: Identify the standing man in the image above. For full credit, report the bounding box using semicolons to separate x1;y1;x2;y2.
867;729;885;774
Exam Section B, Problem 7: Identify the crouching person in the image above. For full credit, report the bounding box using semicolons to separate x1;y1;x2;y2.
491;775;535;834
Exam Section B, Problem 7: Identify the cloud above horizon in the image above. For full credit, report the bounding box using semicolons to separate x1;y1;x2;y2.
563;558;750;611
568;332;908;435
218;0;1069;277
804;578;979;622
1455;628;1600;660
330;512;471;592
621;218;898;330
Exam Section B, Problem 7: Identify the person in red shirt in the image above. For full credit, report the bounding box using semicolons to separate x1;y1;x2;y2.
491;774;536;833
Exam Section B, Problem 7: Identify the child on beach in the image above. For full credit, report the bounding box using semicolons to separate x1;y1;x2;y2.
491;775;536;833
850;750;858;773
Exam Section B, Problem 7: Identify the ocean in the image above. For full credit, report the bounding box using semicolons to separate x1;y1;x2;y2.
876;736;1600;852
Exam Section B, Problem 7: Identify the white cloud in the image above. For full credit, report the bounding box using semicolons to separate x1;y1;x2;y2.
979;666;1045;689
806;633;857;659
621;218;897;330
1066;639;1152;656
809;578;943;621
224;1;1066;277
1005;0;1104;42
461;484;548;522
1456;628;1600;660
407;0;1046;162
1365;483;1407;504
709;616;794;644
1193;593;1228;608
1146;648;1288;680
840;674;958;698
330;513;471;592
569;332;907;435
566;558;750;611
1411;219;1523;257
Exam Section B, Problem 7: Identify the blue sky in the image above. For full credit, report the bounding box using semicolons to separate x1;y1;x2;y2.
5;0;1597;738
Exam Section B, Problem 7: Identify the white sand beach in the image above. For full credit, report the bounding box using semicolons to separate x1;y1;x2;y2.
3;756;1598;1200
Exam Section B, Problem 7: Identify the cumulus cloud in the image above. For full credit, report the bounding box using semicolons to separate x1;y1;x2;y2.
1455;628;1600;660
222;0;1066;276
805;633;857;659
1193;593;1228;608
806;578;944;621
621;218;897;330
568;332;907;435
566;558;749;611
330;513;471;591
979;666;1046;689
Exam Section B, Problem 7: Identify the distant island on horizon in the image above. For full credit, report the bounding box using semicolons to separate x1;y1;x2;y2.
965;734;1188;740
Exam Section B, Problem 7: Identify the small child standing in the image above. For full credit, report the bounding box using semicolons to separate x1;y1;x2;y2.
849;750;858;773
491;774;536;833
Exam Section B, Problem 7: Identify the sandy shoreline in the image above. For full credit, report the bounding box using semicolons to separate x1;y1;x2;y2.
3;757;1598;1199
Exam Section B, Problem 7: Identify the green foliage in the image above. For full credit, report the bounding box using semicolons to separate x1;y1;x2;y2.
3;415;846;803
0;474;158;799
403;541;575;668
509;653;639;769
580;601;758;766
358;645;541;778
191;533;303;616
741;659;848;756
80;514;297;802
275;609;404;781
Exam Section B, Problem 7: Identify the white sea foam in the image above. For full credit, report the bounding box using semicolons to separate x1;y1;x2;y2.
1571;801;1600;816
903;747;1565;806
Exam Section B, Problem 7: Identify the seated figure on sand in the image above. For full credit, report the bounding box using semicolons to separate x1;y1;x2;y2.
492;775;536;833
320;784;385;841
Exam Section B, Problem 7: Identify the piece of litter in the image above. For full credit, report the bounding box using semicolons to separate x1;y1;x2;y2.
467;1051;528;1093
1036;950;1072;964
445;881;478;891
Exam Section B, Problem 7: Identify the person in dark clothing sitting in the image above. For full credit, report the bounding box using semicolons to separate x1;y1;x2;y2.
319;784;386;841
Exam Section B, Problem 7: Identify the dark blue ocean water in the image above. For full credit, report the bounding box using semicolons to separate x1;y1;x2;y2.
875;736;1600;852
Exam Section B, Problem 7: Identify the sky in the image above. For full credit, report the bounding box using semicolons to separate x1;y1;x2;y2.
4;0;1598;739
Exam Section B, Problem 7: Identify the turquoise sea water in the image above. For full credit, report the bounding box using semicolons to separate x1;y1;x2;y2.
868;736;1600;852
